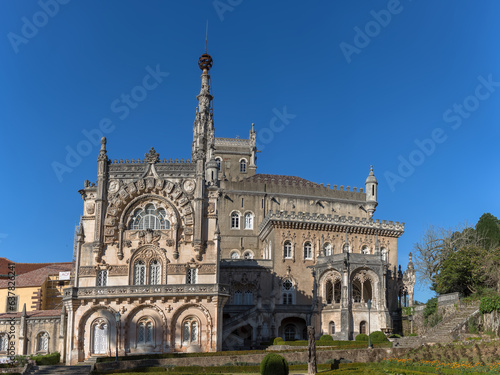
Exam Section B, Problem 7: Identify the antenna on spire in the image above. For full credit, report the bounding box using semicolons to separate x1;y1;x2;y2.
205;20;209;53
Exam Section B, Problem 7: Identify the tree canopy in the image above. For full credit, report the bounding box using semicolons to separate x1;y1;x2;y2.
414;213;500;296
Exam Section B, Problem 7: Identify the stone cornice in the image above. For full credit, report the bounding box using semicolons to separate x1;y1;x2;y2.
258;210;405;239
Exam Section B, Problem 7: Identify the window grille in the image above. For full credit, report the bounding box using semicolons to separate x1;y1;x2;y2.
134;260;146;285
96;270;107;286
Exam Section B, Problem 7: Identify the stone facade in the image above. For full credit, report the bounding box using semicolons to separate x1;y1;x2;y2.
1;51;415;363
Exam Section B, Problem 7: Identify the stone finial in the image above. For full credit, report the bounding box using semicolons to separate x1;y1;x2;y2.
145;147;160;164
97;137;107;162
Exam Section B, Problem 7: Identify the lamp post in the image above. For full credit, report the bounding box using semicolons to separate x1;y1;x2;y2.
367;299;372;349
115;311;121;363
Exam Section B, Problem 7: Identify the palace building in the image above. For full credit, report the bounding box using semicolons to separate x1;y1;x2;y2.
0;51;415;364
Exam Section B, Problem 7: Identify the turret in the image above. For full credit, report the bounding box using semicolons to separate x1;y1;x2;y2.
206;157;219;186
365;165;378;217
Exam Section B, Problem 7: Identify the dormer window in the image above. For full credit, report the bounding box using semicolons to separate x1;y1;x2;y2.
130;204;170;230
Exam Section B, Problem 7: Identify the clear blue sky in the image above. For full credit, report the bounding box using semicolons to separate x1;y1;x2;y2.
1;1;499;303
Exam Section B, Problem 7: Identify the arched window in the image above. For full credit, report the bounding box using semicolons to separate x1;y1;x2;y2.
329;321;335;335
334;280;341;303
343;243;351;253
363;280;373;302
230;250;240;259
304;242;313;260
244;290;253;305
324;242;333;256
138;319;153;344
283;241;292;259
240;159;247;173
361;246;370;254
134;260;146;285
186;268;197;284
284;324;296;341
381;247;388;262
353;279;362;303
37;332;49;352
231;212;240;229
243;250;253;259
233;290;242;305
282;278;294;305
96;269;107;286
182;318;199;346
360;321;367;334
325;280;333;304
92;320;108;354
0;334;7;352
149;260;161;285
130;204;170;230
244;212;253;230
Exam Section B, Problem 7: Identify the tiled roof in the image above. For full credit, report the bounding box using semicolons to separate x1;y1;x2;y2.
0;257;71;278
0;263;72;288
0;309;62;319
244;174;320;187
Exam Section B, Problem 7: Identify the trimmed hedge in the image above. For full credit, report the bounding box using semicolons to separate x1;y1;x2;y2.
319;334;333;342
260;353;288;375
369;331;388;343
31;352;60;365
355;333;368;341
273;337;284;345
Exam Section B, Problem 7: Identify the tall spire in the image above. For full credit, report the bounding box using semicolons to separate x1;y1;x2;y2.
192;47;214;162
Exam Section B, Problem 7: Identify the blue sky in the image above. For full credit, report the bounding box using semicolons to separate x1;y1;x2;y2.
1;1;499;303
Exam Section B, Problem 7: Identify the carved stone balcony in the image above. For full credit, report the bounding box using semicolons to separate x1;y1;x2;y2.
63;283;230;300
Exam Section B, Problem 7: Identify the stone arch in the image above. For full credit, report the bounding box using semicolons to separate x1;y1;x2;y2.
104;178;194;245
350;267;379;305
129;245;170;285
77;305;118;361
170;303;213;352
319;269;342;305
124;304;168;353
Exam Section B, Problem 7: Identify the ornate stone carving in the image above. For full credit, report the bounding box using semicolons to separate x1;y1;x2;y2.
85;202;95;215
167;264;188;275
198;264;216;274
108;265;128;276
183;180;196;194
78;267;96;277
108;180;120;194
138;229;162;246
145;147;160;164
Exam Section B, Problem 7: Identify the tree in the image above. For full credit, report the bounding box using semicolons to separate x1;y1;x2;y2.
433;246;487;296
475;213;500;250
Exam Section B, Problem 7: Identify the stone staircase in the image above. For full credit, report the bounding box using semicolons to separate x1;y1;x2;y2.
27;365;91;375
394;303;480;348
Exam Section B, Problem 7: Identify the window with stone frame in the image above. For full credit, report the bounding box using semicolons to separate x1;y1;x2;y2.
284;324;296;341
137;319;154;344
244;212;253;230
361;245;370;254
323;242;333;256
149;259;161;285
360;321;367;334
243;250;253;259
329;321;335;335
129;204;170;230
134;260;146;285
381;247;388;261
186;268;197;284
96;269;108;287
282;278;294;305
36;332;49;352
182;317;199;346
230;212;240;229
243;290;253;305
233;290;242;305
283;241;292;259
303;242;313;260
240;159;247;173
0;334;8;352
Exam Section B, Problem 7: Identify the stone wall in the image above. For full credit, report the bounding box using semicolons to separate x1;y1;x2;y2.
95;347;410;372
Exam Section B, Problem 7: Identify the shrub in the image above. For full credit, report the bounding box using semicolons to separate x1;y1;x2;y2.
370;331;388;343
14;356;28;367
30;352;60;365
260;353;289;375
272;337;284;345
389;334;401;338
319;334;333;342
355;333;368;341
480;295;500;314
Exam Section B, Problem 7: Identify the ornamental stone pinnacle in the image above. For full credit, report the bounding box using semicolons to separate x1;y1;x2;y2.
145;147;160;164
